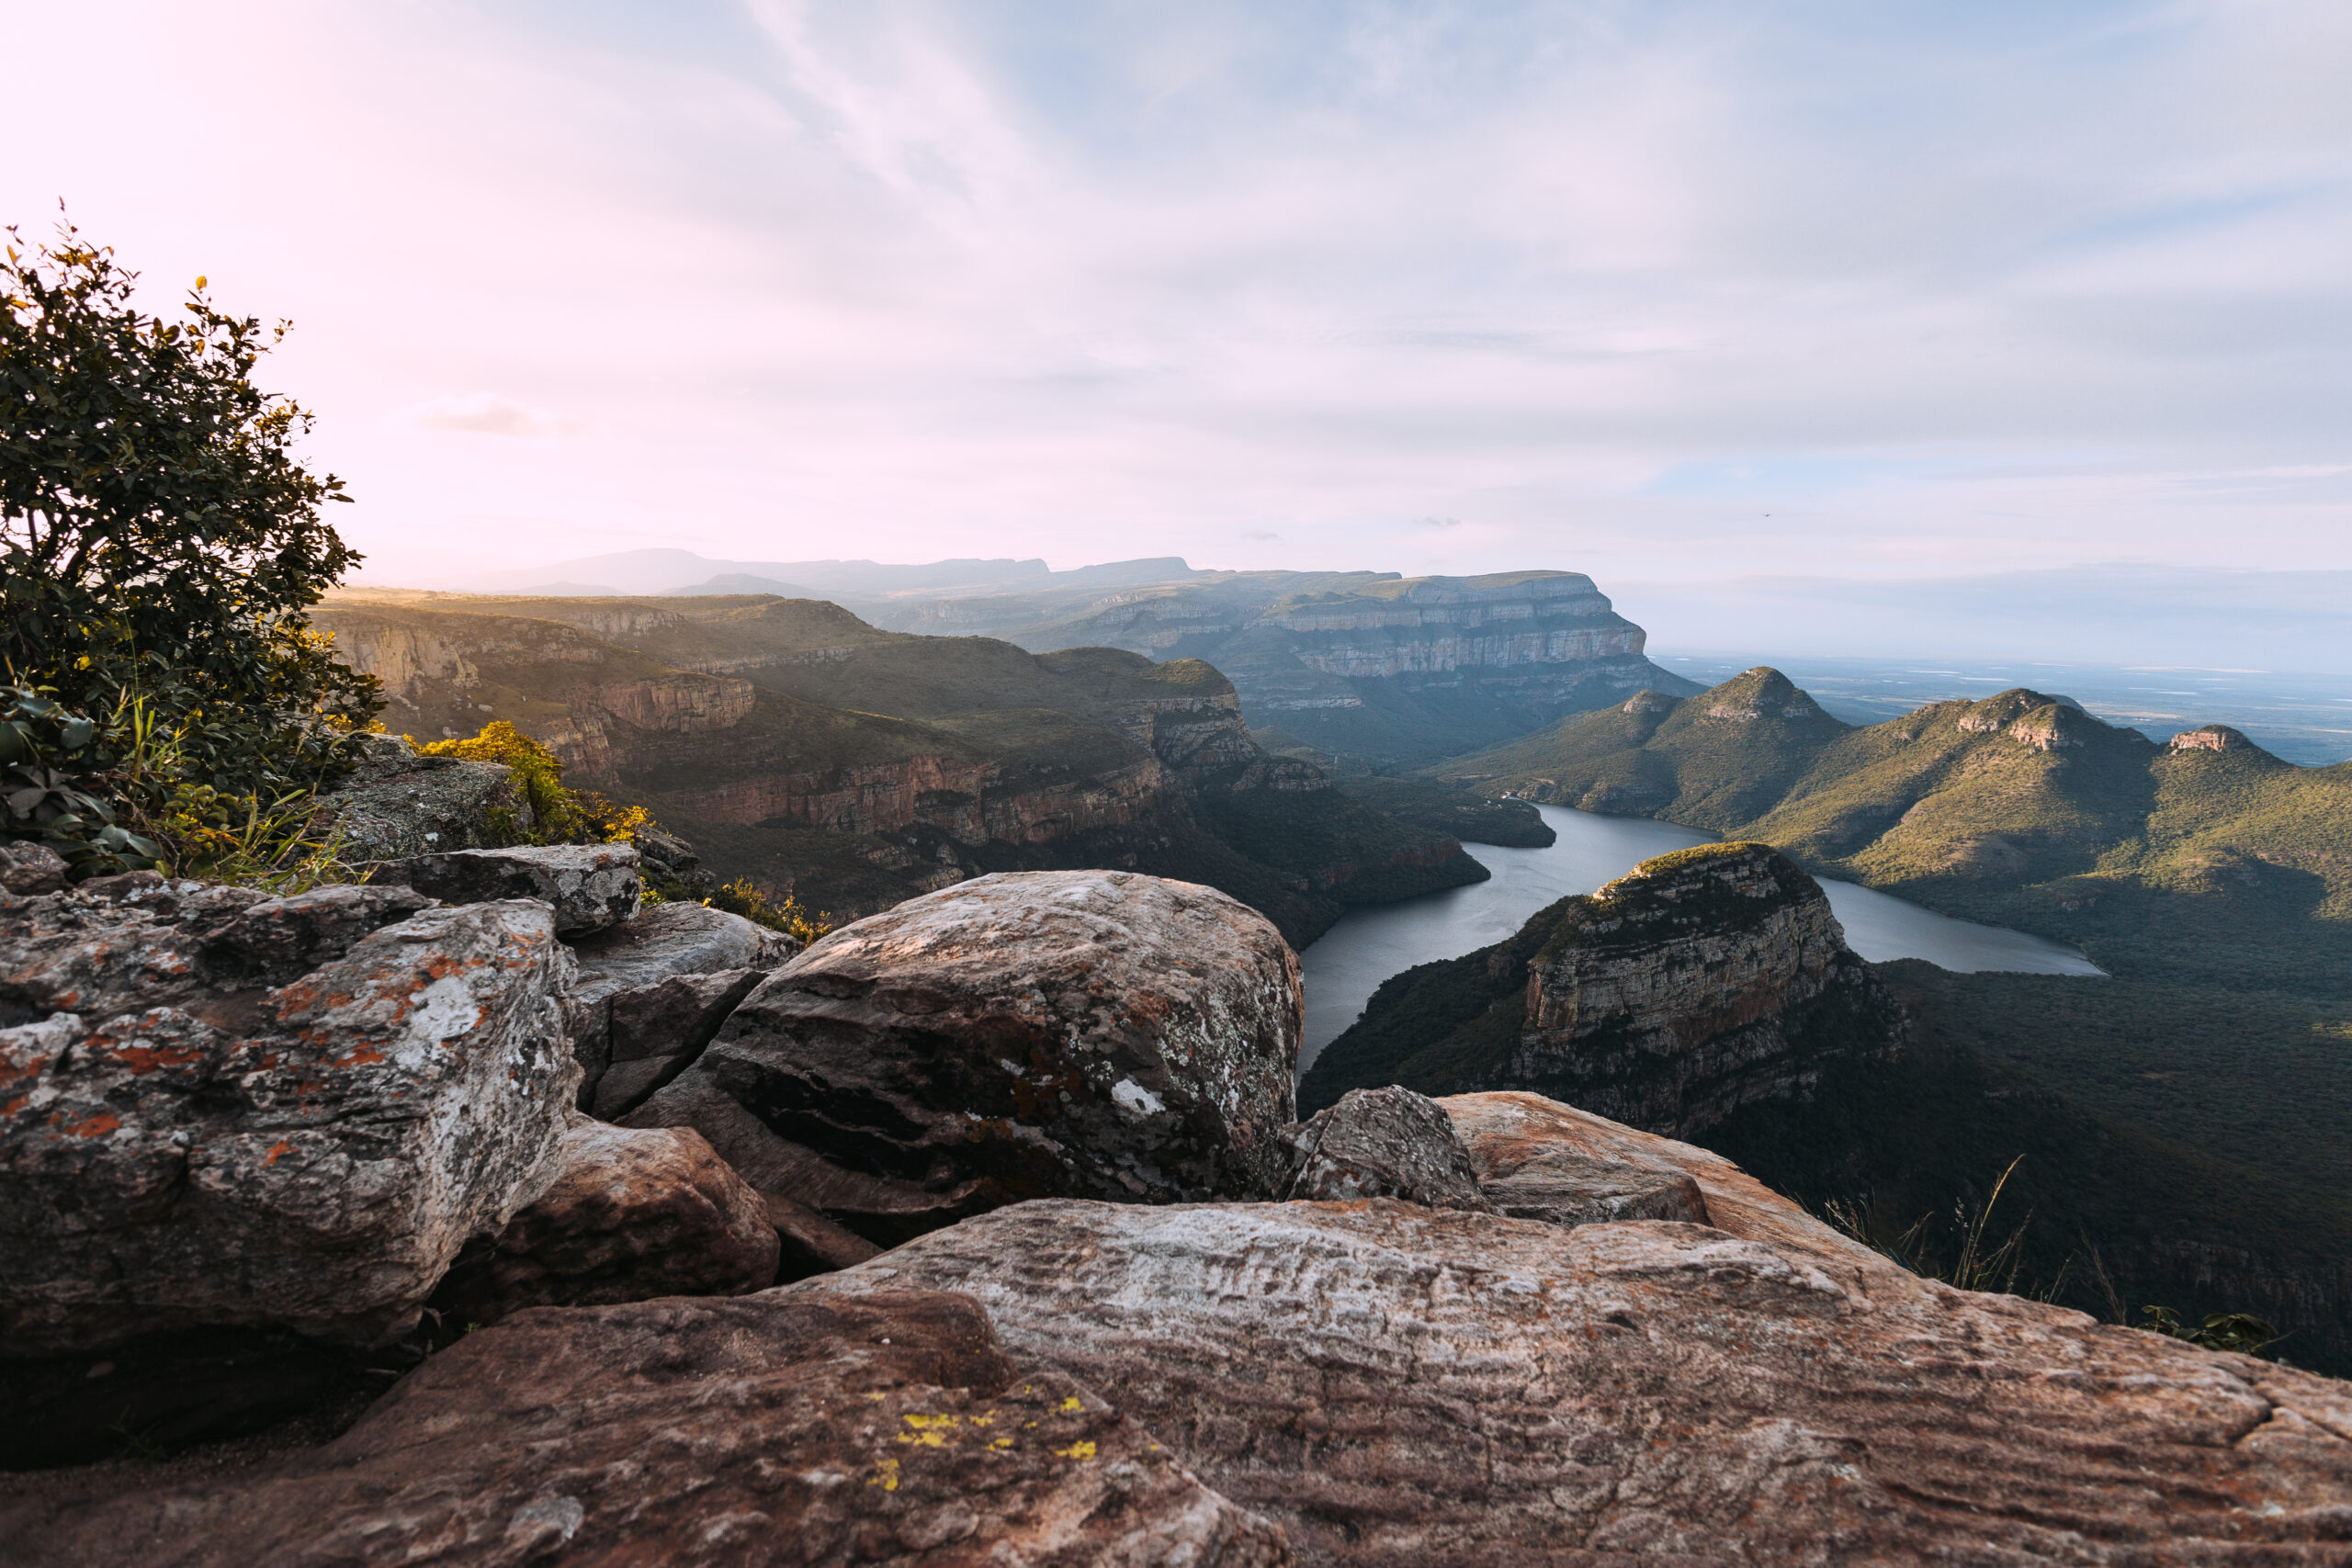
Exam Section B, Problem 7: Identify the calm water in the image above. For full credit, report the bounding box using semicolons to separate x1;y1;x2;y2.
1298;805;2103;1074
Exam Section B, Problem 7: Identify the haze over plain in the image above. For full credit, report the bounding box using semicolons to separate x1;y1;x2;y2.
7;1;2348;667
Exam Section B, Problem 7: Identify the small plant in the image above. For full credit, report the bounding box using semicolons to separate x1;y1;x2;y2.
695;875;832;946
1823;1155;2037;1296
409;722;652;849
2138;1305;2281;1358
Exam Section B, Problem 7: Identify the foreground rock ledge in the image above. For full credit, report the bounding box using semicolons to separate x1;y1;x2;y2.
3;1291;1291;1567
808;1200;2352;1561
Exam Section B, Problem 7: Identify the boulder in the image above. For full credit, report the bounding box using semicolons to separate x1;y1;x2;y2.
313;734;529;863
371;841;641;936
810;1190;2352;1564
427;1119;778;1328
701;870;1302;1225
1280;1086;1490;1211
0;882;579;1353
1442;1090;1711;1224
562;900;798;1112
5;1292;1294;1567
0;841;67;897
623;1066;960;1256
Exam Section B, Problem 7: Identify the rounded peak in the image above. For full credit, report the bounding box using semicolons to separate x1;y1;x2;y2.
1622;691;1676;715
1698;668;1828;725
1587;841;1827;919
2167;724;2250;753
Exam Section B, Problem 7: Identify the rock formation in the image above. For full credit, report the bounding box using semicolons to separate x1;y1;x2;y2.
632;871;1302;1244
0;878;578;1351
808;1158;2352;1562
371;841;643;935
1301;842;1906;1140
1279;1086;1490;1211
6;1292;1292;1567
311;733;529;862
426;1119;778;1327
1445;1089;1711;1224
1510;842;1905;1135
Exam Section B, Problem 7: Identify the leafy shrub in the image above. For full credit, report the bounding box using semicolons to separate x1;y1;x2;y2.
2138;1305;2280;1358
408;722;650;847
689;876;832;947
3;221;381;877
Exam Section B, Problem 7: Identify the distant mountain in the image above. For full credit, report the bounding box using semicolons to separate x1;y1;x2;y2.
867;567;1702;763
316;590;1486;945
427;550;1216;602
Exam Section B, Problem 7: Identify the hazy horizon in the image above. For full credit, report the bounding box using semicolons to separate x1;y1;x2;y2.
12;2;2350;594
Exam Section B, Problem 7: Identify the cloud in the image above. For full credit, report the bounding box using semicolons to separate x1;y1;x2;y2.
394;393;572;439
1241;528;1283;543
1416;516;1463;530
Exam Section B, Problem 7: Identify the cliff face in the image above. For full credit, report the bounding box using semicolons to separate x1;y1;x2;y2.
316;594;1485;942
861;569;1698;763
1510;844;1903;1135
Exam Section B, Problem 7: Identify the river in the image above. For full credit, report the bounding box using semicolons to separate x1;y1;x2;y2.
1298;805;2104;1073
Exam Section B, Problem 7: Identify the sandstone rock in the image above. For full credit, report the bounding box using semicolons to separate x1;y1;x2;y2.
810;1192;2352;1564
314;734;528;863
625;1064;992;1250
427;1119;777;1327
1511;841;1905;1136
2170;723;2256;753
0;886;578;1353
5;1291;1293;1567
371;841;641;936
0;841;67;896
1280;1086;1490;1211
1442;1090;1710;1224
563;900;797;1112
704;870;1301;1223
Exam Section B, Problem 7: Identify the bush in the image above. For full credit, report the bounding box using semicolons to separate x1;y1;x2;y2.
2;220;380;878
409;722;648;847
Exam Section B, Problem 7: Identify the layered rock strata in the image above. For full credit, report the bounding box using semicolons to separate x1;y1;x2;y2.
6;1292;1294;1567
1510;842;1904;1135
808;1178;2352;1563
0;880;579;1351
1444;1090;1711;1224
692;871;1303;1229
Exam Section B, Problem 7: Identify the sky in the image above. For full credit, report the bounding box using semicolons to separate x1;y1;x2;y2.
8;1;2351;593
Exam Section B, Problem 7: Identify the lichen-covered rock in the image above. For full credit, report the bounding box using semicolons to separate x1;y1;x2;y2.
1442;1089;1710;1224
1280;1086;1489;1211
563;900;797;1111
371;841;641;936
1511;841;1904;1135
703;871;1302;1226
427;1119;778;1326
5;1292;1294;1567
0;841;68;897
0;884;578;1352
808;1190;2352;1564
313;734;528;863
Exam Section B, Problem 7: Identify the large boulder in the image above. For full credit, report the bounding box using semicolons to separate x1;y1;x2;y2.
808;1189;2352;1564
697;871;1302;1227
313;734;528;863
427;1119;779;1328
5;1292;1294;1567
1280;1086;1490;1211
563;899;797;1113
1442;1089;1711;1224
371;841;641;936
0;878;579;1353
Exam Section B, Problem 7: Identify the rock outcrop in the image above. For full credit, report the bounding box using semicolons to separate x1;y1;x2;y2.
0;880;578;1351
426;1119;777;1327
808;1123;2352;1563
562;899;798;1114
371;841;642;936
1510;842;1903;1136
1279;1086;1489;1211
6;1292;1294;1567
1445;1089;1711;1224
311;733;528;862
677;871;1301;1237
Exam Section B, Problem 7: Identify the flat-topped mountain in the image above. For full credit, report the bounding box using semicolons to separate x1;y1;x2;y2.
316;591;1486;943
864;566;1702;762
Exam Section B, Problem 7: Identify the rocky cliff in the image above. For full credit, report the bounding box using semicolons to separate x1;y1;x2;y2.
1302;842;1904;1138
315;593;1484;942
855;568;1701;763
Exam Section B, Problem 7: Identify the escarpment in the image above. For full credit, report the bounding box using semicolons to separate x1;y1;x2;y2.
317;592;1486;943
1303;841;1905;1137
